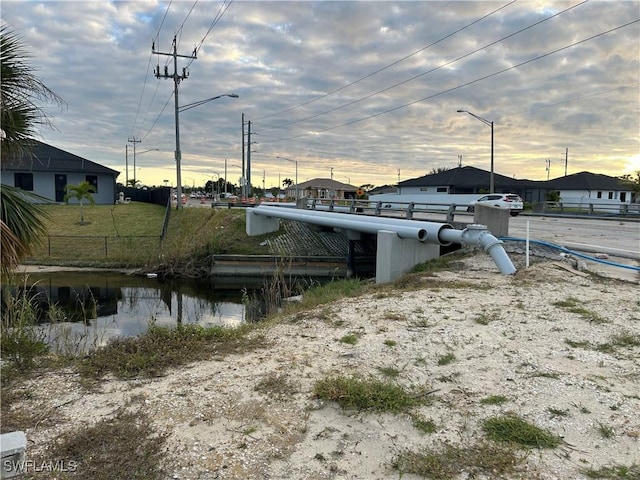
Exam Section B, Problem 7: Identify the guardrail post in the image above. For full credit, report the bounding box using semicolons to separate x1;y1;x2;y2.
328;199;335;212
375;201;382;216
406;202;415;219
446;204;456;222
104;236;108;257
589;203;594;215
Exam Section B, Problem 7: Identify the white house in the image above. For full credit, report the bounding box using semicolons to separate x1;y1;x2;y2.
1;140;119;204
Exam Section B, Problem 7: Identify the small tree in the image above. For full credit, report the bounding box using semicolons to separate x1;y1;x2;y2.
545;190;561;203
619;171;640;202
64;181;96;224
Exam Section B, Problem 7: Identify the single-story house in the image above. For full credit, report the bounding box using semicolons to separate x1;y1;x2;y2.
1;140;119;204
286;178;358;200
398;166;633;205
546;171;634;204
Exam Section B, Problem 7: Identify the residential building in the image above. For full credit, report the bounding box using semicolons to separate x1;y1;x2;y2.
286;178;358;200
1;140;119;204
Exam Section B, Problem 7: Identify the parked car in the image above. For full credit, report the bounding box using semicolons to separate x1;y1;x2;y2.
467;194;524;216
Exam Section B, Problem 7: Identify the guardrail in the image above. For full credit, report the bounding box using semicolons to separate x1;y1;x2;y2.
304;198;471;222
534;201;640;217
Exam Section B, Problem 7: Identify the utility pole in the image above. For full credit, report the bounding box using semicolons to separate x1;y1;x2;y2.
241;113;246;199
128;137;141;185
125;145;129;185
546;158;551;181
564;147;568;176
246;120;253;197
153;36;197;209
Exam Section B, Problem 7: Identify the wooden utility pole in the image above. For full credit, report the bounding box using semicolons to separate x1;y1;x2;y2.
153;36;196;209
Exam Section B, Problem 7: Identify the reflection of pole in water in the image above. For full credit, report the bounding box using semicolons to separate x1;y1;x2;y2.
177;291;183;324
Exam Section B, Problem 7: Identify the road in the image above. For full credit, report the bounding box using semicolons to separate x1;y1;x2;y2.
508;215;640;260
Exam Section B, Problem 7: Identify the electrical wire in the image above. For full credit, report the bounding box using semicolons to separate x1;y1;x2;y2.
254;0;516;122
500;237;640;272
285;18;639;140
260;0;589;132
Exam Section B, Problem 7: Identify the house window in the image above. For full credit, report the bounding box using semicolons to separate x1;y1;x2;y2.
14;172;34;191
596;191;602;199
86;175;98;193
436;187;448;193
608;192;614;200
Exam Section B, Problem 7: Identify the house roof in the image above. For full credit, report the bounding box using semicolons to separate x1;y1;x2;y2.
295;178;358;191
399;166;536;188
1;139;119;176
546;171;625;190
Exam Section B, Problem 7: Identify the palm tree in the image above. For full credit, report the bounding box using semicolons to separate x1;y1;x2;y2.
64;181;96;224
0;25;65;157
0;25;65;273
0;186;49;276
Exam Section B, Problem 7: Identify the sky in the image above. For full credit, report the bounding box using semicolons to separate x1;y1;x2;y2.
2;0;639;191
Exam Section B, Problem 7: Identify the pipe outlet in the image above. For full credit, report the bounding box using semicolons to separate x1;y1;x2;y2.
461;224;517;275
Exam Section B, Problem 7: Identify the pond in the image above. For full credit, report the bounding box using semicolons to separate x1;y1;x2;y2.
4;271;255;353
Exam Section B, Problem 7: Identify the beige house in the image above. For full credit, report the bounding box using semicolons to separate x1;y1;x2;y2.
286;178;358;200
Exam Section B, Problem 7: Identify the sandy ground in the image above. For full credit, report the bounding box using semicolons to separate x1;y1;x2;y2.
6;251;640;479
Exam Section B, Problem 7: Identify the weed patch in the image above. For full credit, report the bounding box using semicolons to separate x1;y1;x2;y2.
393;440;527;479
313;375;430;413
582;463;640;479
480;395;509;405
482;414;562;448
79;323;264;379
36;408;168;480
552;297;608;324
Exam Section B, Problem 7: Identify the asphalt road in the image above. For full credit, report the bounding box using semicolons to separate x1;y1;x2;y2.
508;215;640;260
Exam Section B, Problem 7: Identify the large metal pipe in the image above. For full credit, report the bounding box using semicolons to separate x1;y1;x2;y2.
254;205;453;245
440;224;516;275
252;205;517;274
253;205;428;241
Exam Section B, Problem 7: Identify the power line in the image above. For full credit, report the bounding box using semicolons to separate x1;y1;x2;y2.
261;0;588;132
281;18;640;140
254;0;517;122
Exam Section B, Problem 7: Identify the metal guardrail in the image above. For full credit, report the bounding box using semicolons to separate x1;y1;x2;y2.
303;198;640;220
534;201;640;217
304;198;471;222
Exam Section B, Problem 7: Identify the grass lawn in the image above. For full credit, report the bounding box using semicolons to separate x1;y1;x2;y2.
27;203;277;267
29;202;166;265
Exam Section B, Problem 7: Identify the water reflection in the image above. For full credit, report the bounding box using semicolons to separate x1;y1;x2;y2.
4;271;247;351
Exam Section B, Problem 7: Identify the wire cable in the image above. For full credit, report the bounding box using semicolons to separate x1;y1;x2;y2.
254;0;516;122
261;0;588;132
500;237;640;271
286;18;639;139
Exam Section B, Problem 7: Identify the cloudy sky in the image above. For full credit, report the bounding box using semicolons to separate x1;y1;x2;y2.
2;0;639;190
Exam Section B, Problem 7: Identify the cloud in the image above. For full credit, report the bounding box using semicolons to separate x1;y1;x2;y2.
2;0;638;188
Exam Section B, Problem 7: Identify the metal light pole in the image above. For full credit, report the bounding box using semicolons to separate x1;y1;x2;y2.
457;109;494;193
133;148;159;186
174;93;239;209
276;156;299;200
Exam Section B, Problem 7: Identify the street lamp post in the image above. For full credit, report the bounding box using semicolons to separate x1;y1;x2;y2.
276;156;299;200
210;172;220;197
173;93;239;209
133;148;159;186
457;109;494;193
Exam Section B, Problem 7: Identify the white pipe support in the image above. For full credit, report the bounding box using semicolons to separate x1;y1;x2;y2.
460;224;516;275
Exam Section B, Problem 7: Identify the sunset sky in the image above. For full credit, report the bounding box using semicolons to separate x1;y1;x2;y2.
2;0;639;189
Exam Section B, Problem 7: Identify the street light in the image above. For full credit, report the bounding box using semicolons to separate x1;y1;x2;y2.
174;93;239;209
179;93;239;113
457;109;494;193
276;156;299;200
133;148;159;186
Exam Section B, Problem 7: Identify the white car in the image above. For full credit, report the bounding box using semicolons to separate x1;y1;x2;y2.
467;194;524;216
